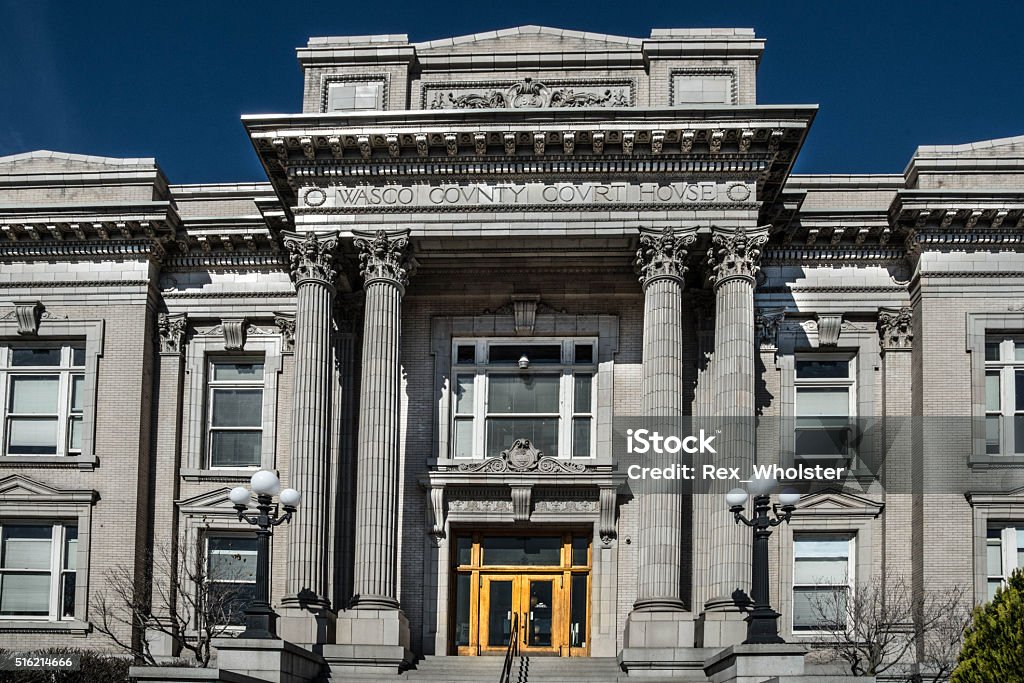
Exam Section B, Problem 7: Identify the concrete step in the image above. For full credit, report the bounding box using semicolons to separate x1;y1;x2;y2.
400;655;629;681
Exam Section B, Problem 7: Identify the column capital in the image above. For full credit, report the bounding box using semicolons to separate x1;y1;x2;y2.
156;312;187;355
707;225;769;288
635;226;696;289
878;306;913;351
354;230;413;288
282;231;340;287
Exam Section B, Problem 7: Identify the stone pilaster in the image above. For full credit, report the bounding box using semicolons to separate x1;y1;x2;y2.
327;230;413;674
622;227;697;656
280;231;339;644
699;226;768;646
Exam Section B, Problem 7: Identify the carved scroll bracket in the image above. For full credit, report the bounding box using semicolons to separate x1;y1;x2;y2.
426;487;445;545
599;487;618;547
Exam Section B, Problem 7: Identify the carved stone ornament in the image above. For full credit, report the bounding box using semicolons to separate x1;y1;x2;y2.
448;499;513;512
428;77;630;110
273;313;296;352
222;318;248;351
756;307;786;348
157;313;187;354
426;487;445;543
513;295;541;335
353;230;413;287
9;300;43;336
457;439;587;474
599;488;617;547
877;306;913;350
816;314;843;347
635;227;696;288
706;226;770;286
282;231;339;286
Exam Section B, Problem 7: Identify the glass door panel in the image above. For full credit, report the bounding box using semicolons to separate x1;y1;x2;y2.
519;576;560;655
480;576;515;653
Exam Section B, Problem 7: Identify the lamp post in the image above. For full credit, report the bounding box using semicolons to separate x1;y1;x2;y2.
726;476;801;645
228;470;302;639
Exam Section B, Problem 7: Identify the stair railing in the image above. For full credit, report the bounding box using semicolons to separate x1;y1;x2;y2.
499;611;520;683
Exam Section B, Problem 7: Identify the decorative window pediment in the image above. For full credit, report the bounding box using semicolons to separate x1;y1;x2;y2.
0;474;96;504
794;489;883;518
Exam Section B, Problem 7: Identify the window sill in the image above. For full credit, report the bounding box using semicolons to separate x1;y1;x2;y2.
0;619;90;635
181;467;266;482
0;454;97;470
969;454;1024;468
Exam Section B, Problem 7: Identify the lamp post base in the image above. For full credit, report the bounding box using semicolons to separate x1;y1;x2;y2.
239;604;279;640
743;606;784;645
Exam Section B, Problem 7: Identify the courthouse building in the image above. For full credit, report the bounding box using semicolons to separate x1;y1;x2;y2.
1;24;1023;681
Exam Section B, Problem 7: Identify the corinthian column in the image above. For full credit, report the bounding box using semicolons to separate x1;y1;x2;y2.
622;227;697;659
351;230;412;609
702;226;768;626
280;231;338;642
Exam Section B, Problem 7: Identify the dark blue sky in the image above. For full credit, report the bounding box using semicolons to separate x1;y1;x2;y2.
2;0;1021;183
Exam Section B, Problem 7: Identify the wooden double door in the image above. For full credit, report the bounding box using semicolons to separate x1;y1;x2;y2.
451;532;591;657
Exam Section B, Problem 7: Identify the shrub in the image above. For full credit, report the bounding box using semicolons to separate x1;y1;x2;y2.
949;569;1024;683
0;647;131;683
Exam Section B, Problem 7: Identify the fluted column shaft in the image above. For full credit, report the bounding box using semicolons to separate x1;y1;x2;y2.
350;230;411;609
633;227;694;611
704;226;768;611
283;232;339;607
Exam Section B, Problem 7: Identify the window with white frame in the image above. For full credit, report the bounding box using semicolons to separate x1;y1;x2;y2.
327;82;382;112
792;533;854;631
0;522;77;620
451;339;597;460
986;525;1024;600
1;344;85;457
984;337;1024;455
206;534;257;626
207;358;265;468
795;355;856;461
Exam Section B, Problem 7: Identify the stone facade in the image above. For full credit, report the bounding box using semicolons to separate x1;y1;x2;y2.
1;24;1022;682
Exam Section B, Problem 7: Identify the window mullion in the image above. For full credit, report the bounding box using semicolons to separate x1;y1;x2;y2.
49;524;60;620
475;370;486;459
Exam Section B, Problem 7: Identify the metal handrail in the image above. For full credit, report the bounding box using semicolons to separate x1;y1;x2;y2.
499;611;520;683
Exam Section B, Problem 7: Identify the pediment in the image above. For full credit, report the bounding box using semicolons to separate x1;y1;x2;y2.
0;474;96;503
177;487;251;513
796;488;884;517
0;150;159;174
415;25;641;54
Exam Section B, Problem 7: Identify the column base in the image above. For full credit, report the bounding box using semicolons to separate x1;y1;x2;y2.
696;608;749;648
278;602;336;646
212;637;325;683
623;608;695;649
324;607;412;676
703;643;807;683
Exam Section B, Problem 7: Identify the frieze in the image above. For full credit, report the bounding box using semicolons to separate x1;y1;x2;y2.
533;499;599;512
315;181;755;211
448;499;513;512
423;77;634;110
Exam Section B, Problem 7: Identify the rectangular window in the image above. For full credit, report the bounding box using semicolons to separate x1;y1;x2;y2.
983;337;1024;455
1;344;84;457
449;339;597;459
206;535;257;626
207;359;264;468
795;356;855;462
792;533;853;632
986;526;1024;600
0;522;77;620
327;82;382;112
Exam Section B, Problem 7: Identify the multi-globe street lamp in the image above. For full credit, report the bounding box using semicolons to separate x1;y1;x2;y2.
726;477;801;645
228;470;301;639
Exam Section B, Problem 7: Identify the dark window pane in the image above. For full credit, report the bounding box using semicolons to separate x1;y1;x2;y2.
487;580;514;646
1016;371;1024;411
456;345;476;365
11;348;60;367
60;571;76;618
455;536;472;566
71;346;86;367
571;536;588;566
454;573;471;646
526;580;553;646
572;417;591;458
210;431;262;467
486;417;558;457
985;342;1001;361
487;374;559;413
987;416;1001;454
795;359;849;379
213;362;264;381
482;536;561;566
795;426;849;458
574;344;593;364
570;574;587;647
212;389;263;427
573;374;592;413
1015;416;1024;455
489;344;561;365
